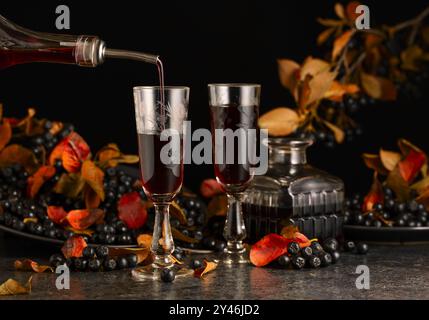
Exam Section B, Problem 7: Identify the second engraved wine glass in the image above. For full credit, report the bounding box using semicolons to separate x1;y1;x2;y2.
208;83;261;264
132;86;192;279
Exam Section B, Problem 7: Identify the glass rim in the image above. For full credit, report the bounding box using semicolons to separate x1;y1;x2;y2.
263;137;313;149
208;83;261;88
133;86;190;92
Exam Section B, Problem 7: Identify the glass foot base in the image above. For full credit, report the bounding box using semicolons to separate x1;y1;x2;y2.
221;250;249;265
131;264;193;281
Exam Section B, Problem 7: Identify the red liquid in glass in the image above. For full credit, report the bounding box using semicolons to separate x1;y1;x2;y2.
0;47;76;70
209;104;258;187
138;133;183;200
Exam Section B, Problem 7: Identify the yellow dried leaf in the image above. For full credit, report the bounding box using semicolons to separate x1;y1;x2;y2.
14;259;53;273
277;59;300;93
323;121;344;143
317;27;336;46
258;107;300;137
379;149;401;171
360;72;397;101
334;3;346;19
137;234;152;249
0;277;32;296
194;260;218;278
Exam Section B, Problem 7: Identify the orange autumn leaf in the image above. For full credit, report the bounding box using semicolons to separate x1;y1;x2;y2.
200;179;224;198
362;174;384;212
61;235;88;259
81;160;105;201
332;30;355;60
14;259;53;273
83;185;101;209
324;81;360;100
49;132;91;173
360;73;397;101
379;149;401;172
0;144;38;173
47;206;68;225
277;59;300;93
362;153;389;175
323;121;345;144
117;192;148;229
27;165;56;198
0;120;12;151
194;260;218;278
108;247;151;265
66;209;105;230
137;234;152;249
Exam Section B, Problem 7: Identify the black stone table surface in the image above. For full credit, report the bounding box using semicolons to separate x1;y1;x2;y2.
1;231;428;300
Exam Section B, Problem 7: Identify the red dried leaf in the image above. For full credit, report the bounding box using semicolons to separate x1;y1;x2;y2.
66;209;105;230
14;259;53;273
47;206;68;225
27;165;56;198
398;149;426;183
61;235;88;259
250;233;290;267
0;121;12;151
346;1;362;22
362;174;384;212
118;192;148;229
200;179;224;198
49;132;91;173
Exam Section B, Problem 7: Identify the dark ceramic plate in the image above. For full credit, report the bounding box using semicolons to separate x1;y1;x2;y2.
343;225;429;243
0;224;137;248
0;165;212;253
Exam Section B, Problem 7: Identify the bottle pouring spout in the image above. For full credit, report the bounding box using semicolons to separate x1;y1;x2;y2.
104;48;159;65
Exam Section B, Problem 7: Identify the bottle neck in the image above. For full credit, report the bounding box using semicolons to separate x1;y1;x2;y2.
269;147;307;165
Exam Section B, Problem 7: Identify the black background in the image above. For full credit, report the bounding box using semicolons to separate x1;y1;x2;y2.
0;0;428;194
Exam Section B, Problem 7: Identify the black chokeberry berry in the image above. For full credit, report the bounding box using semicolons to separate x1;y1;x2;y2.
373;203;383;211
116;256;128;269
127;254;138;268
307;255;321;268
323;238;338;253
190;259;203;270
103;258;117;271
291;256;306;270
214;240;226;252
287;242;300;255
301;246;313;259
372;220;382;228
74;258;88;271
356;243;369;255
343;241;356;252
310;242;323;256
320;252;332;267
277;255;291;267
88;258;102;271
82;246;95;259
49;253;66;268
330;251;340;264
160;268;175;282
95;246;109;258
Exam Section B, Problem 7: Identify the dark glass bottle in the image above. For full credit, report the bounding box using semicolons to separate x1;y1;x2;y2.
243;138;345;242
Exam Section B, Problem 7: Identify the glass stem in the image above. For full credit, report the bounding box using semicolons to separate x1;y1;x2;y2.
151;203;174;268
223;193;247;254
